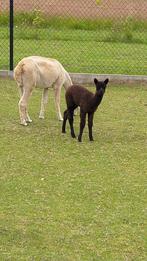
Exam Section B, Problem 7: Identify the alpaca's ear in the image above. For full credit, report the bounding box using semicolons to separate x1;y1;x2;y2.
104;78;109;85
94;78;98;85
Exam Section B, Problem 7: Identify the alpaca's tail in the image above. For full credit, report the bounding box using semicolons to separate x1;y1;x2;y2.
13;61;24;88
64;70;73;91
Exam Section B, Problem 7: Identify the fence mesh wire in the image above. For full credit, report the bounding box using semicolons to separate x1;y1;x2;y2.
1;0;147;75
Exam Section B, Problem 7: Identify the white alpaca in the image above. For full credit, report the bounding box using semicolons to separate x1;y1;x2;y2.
14;56;72;126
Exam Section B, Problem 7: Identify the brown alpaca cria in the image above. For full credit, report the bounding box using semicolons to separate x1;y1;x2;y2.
62;78;109;142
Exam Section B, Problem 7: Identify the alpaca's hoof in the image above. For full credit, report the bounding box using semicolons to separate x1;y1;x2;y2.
78;136;82;142
20;121;27;126
26;119;32;123
71;133;76;138
39;115;44;119
59;118;63;121
62;130;66;134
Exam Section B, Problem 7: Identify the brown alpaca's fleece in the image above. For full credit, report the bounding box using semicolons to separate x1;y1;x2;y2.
62;78;109;142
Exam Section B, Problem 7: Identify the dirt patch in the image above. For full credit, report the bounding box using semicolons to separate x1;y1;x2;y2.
1;0;147;19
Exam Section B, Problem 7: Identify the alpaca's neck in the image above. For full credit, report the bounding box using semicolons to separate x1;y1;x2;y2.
92;90;104;109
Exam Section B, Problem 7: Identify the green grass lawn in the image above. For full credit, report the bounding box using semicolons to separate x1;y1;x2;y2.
0;78;147;260
1;26;147;75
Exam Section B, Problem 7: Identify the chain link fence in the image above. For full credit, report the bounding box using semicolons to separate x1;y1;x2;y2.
0;0;147;76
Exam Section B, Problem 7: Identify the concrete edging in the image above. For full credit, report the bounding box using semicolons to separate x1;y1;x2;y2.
0;70;14;78
0;70;147;84
70;73;147;84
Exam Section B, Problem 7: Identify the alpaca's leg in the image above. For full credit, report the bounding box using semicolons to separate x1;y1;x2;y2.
39;88;49;119
78;111;86;142
18;86;32;123
18;85;23;97
62;110;68;133
18;89;31;126
54;82;63;121
26;113;32;123
68;110;76;138
88;112;94;141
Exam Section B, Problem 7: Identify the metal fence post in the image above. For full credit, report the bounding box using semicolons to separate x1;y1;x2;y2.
10;0;14;71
